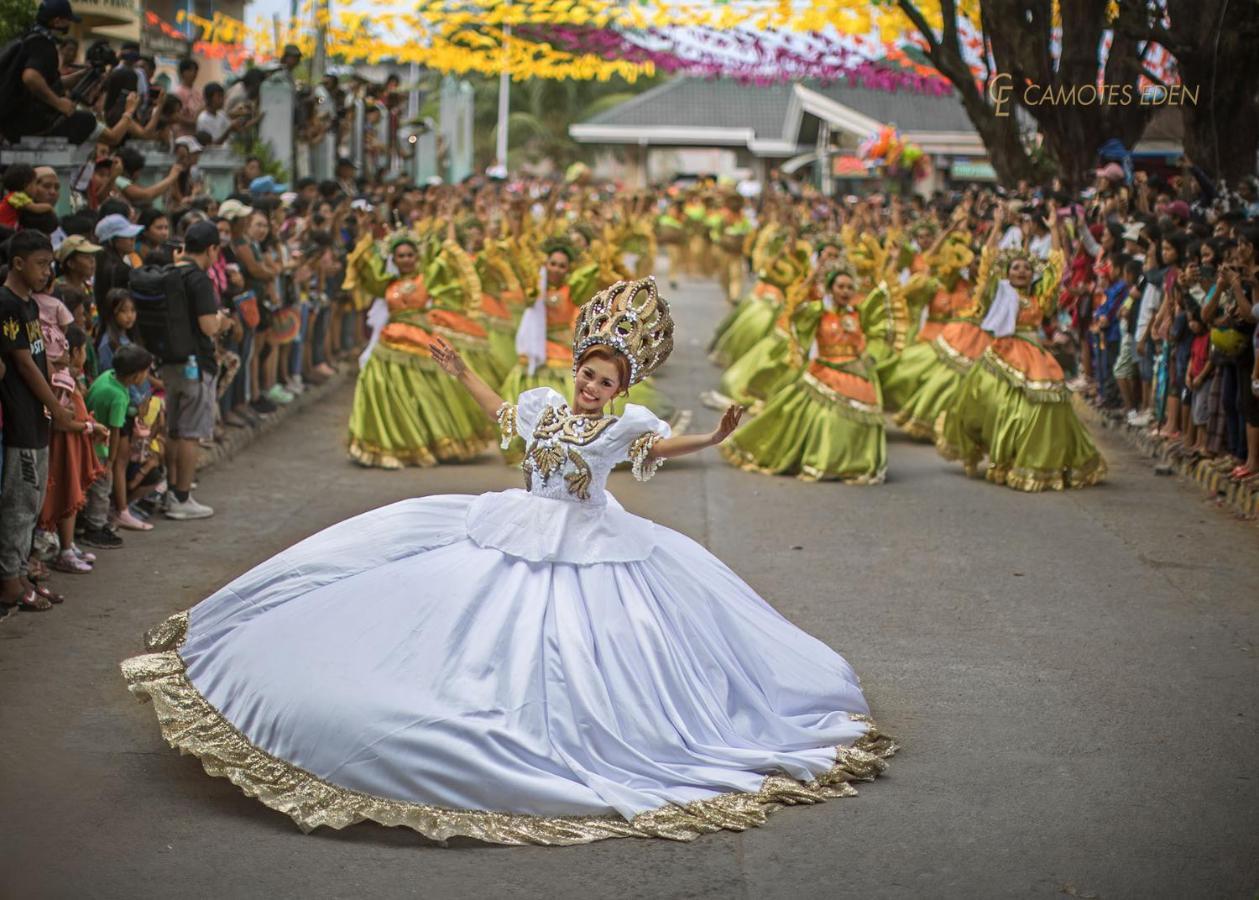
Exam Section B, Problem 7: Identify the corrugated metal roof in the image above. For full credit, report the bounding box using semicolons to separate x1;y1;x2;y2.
581;77;975;137
584;79;797;139
812;82;974;133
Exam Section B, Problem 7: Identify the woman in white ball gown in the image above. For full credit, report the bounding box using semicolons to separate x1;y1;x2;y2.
121;278;894;846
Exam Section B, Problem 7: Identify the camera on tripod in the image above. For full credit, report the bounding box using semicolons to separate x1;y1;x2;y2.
68;39;117;104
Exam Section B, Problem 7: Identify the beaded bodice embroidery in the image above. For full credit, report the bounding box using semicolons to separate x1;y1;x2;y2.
521;404;616;504
498;398;664;506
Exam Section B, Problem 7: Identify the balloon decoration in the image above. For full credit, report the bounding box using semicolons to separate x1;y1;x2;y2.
859;125;929;179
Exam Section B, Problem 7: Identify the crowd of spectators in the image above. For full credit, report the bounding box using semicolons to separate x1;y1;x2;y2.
1063;163;1259;480
0;0;1256;616
0;142;447;613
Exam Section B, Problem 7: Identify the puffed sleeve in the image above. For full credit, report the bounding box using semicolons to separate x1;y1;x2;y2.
612;404;672;482
498;387;564;448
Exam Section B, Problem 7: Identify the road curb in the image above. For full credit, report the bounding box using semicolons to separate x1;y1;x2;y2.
196;371;347;474
1073;394;1258;521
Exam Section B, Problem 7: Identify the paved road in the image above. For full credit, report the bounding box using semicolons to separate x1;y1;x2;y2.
2;274;1256;900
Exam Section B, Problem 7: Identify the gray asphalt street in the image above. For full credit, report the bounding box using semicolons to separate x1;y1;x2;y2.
1;273;1256;900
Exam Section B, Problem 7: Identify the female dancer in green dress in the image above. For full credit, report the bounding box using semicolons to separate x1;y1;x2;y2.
347;231;496;468
721;266;886;483
936;206;1107;491
878;214;984;440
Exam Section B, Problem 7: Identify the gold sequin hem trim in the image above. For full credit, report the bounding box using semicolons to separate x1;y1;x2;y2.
800;372;885;426
121;612;896;846
348;435;488;469
720;442;885;485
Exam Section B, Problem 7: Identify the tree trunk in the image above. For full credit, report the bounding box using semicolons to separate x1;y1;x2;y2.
981;0;1155;189
896;0;1044;187
1166;0;1259;182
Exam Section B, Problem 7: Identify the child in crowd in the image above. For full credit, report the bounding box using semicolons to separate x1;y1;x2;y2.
1;230;90;613
40;325;107;573
81;344;154;549
126;394;167;519
0;165;55;231
97;288;137;372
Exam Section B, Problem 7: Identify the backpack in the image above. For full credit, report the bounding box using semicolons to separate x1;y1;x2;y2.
128;264;198;364
0;34;33;137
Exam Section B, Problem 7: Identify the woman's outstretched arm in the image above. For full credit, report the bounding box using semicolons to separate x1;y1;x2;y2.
648;405;744;461
431;337;506;421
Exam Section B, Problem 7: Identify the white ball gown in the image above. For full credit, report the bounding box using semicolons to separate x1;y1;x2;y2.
122;387;894;845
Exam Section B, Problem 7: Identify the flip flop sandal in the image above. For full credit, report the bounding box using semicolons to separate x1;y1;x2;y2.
31;583;64;605
17;589;53;611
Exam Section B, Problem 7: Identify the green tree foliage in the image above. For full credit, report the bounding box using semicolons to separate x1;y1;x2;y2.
0;0;36;46
467;73;662;171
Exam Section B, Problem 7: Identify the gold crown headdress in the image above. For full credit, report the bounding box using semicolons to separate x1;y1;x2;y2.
996;247;1047;280
572;278;674;386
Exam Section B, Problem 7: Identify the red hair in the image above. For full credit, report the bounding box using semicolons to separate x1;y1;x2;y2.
576;345;631;393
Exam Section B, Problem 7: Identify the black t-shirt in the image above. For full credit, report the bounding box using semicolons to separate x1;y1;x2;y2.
176;264;219;372
13;31;64;135
0;285;51;449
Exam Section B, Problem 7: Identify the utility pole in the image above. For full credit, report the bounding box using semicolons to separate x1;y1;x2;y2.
494;24;510;175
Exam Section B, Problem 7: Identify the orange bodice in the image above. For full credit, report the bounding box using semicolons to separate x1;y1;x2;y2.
1014;290;1044;331
814;308;866;362
919;281;975;343
806;307;877;405
385;274;429;312
544;285;578;336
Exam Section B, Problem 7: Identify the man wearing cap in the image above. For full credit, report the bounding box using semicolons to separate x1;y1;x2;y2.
92;214;143;312
280;44;302;75
163;221;234;520
5;0;122;145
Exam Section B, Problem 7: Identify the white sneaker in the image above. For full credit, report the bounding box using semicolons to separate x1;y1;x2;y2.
286;375;306;395
164;495;215;520
1129;411;1152;428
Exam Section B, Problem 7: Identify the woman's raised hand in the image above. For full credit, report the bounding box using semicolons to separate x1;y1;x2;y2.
712;404;745;443
430;337;466;377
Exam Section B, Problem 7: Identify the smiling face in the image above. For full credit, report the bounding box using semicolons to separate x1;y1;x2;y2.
392;241;418;275
545;250;571;287
829;273;856;305
573;350;626;414
1008;257;1034;288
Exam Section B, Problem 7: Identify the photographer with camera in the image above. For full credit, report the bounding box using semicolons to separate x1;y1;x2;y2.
2;0;138;146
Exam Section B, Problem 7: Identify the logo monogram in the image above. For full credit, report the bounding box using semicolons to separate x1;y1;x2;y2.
988;73;1013;118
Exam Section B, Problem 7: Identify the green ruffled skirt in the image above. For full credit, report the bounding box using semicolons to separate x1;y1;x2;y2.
884;339;976;441
719;329;797;406
721;369;886;483
876;339;937;413
936;348;1106;492
709;296;779;367
484;324;518;390
348;345;494;468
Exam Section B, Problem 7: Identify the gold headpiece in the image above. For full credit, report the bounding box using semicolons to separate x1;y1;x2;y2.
572;277;674;386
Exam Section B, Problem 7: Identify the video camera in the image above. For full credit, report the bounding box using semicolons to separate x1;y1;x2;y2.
67;39;117;104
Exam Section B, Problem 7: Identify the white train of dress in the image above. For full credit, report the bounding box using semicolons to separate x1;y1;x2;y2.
122;388;893;845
